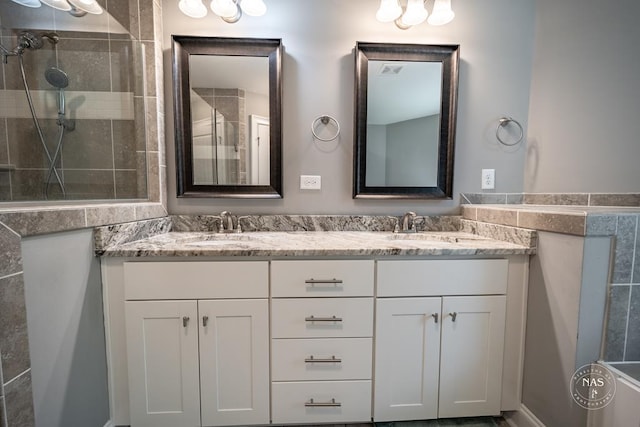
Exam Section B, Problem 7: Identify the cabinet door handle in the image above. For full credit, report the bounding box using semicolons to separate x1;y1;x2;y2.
202;315;209;327
182;316;190;327
305;278;343;285
305;315;343;322
304;355;342;363
449;312;457;322
305;398;341;407
431;313;439;323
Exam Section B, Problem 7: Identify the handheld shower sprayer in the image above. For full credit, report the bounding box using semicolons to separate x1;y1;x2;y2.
45;67;69;117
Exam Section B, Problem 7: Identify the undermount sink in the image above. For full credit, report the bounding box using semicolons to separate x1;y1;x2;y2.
181;233;258;246
387;233;485;244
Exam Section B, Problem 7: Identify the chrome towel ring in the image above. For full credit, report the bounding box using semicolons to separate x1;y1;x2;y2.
496;117;524;147
311;115;340;142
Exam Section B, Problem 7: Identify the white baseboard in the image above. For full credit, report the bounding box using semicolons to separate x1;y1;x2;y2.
103;421;116;427
504;404;546;427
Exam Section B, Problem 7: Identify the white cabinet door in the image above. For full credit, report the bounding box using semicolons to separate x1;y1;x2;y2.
198;299;270;427
125;301;201;427
374;297;442;422
439;296;506;418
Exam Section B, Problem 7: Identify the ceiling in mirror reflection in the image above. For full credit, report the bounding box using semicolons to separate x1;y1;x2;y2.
367;61;442;125
189;55;269;94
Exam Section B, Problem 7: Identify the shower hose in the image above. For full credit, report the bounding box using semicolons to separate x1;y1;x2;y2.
18;55;66;199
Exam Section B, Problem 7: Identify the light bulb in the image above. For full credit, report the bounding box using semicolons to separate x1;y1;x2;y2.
210;0;238;18
67;0;103;14
428;0;454;26
179;0;207;18
376;0;402;23
10;0;42;7
400;0;428;27
240;0;266;17
41;0;71;10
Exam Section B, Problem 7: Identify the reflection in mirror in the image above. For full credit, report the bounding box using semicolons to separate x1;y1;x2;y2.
366;60;442;187
189;55;269;186
353;42;459;199
173;36;282;198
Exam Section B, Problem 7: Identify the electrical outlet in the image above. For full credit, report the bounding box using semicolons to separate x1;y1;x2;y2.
481;169;495;190
300;175;321;190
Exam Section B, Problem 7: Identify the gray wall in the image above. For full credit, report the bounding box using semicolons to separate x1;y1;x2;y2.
163;0;535;215
21;230;109;427
387;115;439;186
522;232;612;426
525;0;640;192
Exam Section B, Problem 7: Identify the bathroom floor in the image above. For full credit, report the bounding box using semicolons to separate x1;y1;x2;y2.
290;417;507;427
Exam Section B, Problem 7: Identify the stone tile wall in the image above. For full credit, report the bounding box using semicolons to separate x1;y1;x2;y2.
604;214;640;362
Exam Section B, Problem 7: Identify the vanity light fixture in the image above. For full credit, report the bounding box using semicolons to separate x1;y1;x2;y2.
179;0;267;23
10;0;103;15
376;0;454;30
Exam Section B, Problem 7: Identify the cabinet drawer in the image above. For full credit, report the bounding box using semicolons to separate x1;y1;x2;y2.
271;260;374;297
271;298;373;338
272;338;372;381
377;259;508;297
124;261;268;300
271;380;372;424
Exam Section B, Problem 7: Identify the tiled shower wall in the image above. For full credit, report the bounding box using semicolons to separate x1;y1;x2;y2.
0;0;158;201
605;214;640;362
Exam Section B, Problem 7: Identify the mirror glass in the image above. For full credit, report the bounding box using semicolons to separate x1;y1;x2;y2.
353;43;459;199
173;36;282;198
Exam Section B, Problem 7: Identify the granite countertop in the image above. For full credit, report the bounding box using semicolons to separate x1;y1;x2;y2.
98;229;535;258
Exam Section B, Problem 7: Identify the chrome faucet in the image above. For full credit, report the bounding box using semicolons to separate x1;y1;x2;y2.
219;211;238;233
398;211;417;233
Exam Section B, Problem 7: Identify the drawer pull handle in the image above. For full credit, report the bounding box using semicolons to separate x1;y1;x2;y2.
305;315;343;322
305;278;344;285
305;355;342;363
432;313;439;323
305;398;341;408
182;316;190;327
202;316;209;327
449;312;457;322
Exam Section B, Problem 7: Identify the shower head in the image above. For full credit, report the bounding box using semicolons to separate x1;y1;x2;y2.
45;67;69;116
45;67;69;89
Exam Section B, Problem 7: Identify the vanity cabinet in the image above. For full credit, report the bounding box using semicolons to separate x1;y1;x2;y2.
123;261;270;427
374;259;508;422
270;260;375;425
102;255;528;426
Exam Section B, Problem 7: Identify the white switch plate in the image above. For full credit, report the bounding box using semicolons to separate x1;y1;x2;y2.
481;169;495;190
300;175;321;190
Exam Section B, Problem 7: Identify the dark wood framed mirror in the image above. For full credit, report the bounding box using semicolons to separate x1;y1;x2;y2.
353;42;459;199
172;36;283;198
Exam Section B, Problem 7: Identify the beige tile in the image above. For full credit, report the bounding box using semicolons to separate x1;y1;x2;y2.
589;193;640;207
460;205;477;221
523;193;589;206
476;207;518;227
517;211;586;236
